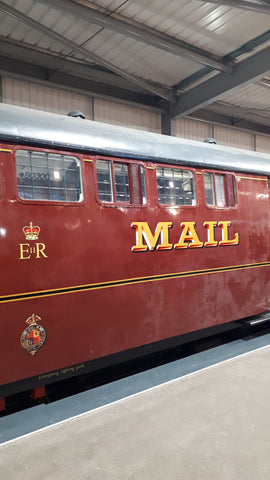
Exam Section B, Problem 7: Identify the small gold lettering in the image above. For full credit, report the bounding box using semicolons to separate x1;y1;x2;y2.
19;243;31;259
35;243;48;258
19;242;47;259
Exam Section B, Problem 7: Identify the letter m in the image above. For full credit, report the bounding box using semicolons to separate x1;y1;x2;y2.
131;222;172;252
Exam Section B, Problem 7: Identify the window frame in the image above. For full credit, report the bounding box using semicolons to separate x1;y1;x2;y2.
203;170;237;209
94;156;148;208
13;146;84;206
155;164;197;208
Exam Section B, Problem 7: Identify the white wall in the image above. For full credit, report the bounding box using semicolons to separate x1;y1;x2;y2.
175;117;212;142
256;135;270;154
212;125;254;151
93;98;161;133
3;77;161;134
2;77;93;118
176;116;270;153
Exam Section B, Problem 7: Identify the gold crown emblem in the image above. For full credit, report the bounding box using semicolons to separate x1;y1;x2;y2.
23;222;40;240
26;313;41;325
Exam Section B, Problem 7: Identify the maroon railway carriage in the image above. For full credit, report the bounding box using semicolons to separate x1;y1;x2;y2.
0;104;269;409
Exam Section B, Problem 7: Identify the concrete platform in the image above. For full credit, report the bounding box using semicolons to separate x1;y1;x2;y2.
0;344;270;479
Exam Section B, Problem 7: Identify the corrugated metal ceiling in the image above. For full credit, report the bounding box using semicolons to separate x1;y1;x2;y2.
90;0;269;57
0;0;269;134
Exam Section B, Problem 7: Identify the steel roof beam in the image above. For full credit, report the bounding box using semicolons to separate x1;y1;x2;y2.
172;46;270;118
0;54;164;111
0;36;148;93
196;0;270;14
41;0;231;72
174;29;270;92
205;102;270;125
189;109;270;136
0;1;170;100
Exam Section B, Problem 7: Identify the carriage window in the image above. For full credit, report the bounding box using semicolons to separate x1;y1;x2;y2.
215;174;226;207
96;160;113;203
114;162;130;202
141;166;147;205
16;150;82;202
204;172;215;206
96;159;145;205
204;172;236;207
156;167;196;206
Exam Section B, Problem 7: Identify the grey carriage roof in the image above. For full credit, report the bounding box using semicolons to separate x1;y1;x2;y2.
0;103;269;175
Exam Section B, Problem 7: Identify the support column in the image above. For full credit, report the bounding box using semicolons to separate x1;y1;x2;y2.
161;112;176;136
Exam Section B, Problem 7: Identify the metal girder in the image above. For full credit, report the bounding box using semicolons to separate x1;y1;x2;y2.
190;109;270;136
41;0;231;72
196;0;270;14
0;1;170;100
174;29;270;92
0;53;165;110
206;102;270;126
172;46;270;118
0;36;148;93
258;77;270;89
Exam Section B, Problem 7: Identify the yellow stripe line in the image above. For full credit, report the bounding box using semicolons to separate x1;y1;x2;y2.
0;149;12;153
236;176;267;181
1;261;270;304
83;159;93;163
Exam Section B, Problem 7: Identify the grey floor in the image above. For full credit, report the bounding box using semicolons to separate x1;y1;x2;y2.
0;341;269;479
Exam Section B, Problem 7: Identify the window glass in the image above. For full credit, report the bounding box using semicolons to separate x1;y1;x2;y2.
114;162;130;202
96;159;113;203
156;167;195;206
215;174;226;207
204;172;215;206
96;159;146;206
16;150;82;202
140;165;147;205
204;171;236;207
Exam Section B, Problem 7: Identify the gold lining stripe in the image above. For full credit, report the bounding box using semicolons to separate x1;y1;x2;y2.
146;166;154;170
83;159;93;163
236;176;267;181
1;261;270;304
0;149;12;153
196;172;203;175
